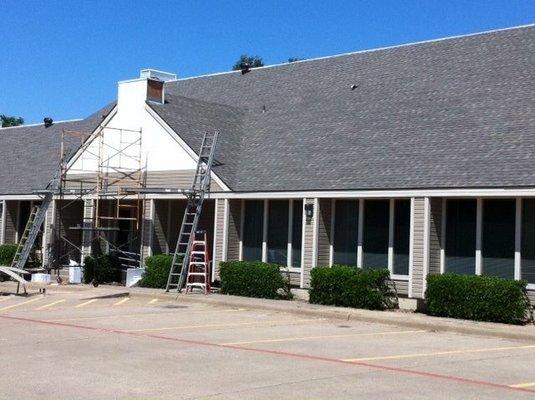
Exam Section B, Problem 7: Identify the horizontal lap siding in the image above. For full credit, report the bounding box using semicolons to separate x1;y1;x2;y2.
393;279;409;296
141;199;154;263
0;200;4;244
227;200;241;261
429;198;442;275
152;200;169;255
411;197;425;298
4;201;18;244
317;199;331;268
212;200;226;278
527;289;535;305
302;198;316;288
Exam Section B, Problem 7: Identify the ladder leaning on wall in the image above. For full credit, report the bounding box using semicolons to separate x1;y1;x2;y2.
165;131;219;293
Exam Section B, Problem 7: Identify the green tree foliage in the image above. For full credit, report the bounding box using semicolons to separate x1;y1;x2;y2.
1;115;24;127
232;55;264;71
287;57;301;63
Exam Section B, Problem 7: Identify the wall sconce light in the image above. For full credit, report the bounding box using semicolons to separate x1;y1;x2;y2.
305;203;314;220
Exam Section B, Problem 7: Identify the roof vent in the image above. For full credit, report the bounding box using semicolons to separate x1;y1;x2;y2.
43;117;53;128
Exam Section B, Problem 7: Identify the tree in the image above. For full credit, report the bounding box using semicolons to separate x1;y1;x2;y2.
232;55;264;71
287;57;301;63
1;115;24;127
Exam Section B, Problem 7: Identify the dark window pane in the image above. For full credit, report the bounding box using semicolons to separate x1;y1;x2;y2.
521;199;535;284
333;200;358;266
393;200;410;275
482;199;515;279
292;200;303;268
363;200;389;269
242;200;263;261
267;200;289;265
445;199;477;275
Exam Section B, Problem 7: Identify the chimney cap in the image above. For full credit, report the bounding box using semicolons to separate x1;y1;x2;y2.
139;69;177;82
43;117;53;128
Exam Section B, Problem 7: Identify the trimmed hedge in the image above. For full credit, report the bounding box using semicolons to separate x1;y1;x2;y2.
0;244;17;266
139;254;174;289
219;261;290;299
309;266;395;310
83;254;121;284
426;274;530;325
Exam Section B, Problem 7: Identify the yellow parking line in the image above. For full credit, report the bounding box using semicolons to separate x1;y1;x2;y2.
222;329;426;346
113;297;130;306
510;382;535;388
343;344;535;362
0;296;43;312
35;299;66;310
148;298;158;304
127;318;323;332
75;299;98;308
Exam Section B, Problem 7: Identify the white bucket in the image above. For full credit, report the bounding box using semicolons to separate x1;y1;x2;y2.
31;273;51;284
69;267;82;284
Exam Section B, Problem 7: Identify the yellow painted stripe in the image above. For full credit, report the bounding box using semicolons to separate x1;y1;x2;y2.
75;299;98;308
0;296;43;312
35;299;66;310
343;344;535;362
510;382;535;388
222;329;426;346
127;318;323;333
113;297;130;306
148;298;158;304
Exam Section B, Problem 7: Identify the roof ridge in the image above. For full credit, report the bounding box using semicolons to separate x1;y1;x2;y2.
0;118;83;130
170;23;535;83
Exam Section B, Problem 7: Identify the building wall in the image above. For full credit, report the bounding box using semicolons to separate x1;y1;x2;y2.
212;199;226;278
4;201;18;244
152;200;170;255
0;200;5;245
429;198;443;275
301;198;317;288
227;200;241;262
410;197;426;299
317;199;332;267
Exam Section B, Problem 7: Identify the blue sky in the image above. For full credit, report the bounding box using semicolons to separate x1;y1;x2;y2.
1;1;534;124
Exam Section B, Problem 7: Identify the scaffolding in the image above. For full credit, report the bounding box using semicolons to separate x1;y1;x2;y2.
50;124;147;269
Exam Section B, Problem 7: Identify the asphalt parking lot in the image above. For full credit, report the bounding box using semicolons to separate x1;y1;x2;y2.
1;285;535;399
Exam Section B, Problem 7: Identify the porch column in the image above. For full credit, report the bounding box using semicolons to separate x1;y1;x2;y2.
0;200;5;245
41;200;57;267
81;198;94;264
409;197;430;299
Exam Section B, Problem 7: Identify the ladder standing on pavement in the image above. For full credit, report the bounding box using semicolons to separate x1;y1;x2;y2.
165;131;219;292
185;230;211;294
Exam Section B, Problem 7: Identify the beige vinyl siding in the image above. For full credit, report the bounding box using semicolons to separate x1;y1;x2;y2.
410;197;426;298
4;201;18;244
41;201;56;266
152;200;169;255
81;199;94;262
65;170;222;191
317;199;332;267
212;199;226;276
226;200;241;261
302;198;317;288
0;200;4;244
140;199;154;263
527;289;535;304
392;278;409;296
429;198;442;275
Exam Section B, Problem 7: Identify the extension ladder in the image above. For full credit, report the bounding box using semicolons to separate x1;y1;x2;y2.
185;230;211;294
165;131;219;292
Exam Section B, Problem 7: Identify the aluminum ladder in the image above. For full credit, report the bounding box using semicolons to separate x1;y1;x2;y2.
165;131;219;292
185;230;211;294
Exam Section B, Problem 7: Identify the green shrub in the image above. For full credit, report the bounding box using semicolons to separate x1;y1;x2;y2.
83;254;121;284
0;244;18;266
426;274;530;325
139;254;174;288
219;261;289;299
309;266;396;310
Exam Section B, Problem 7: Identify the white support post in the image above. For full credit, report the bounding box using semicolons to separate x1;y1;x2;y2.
475;198;483;275
262;200;268;262
422;197;431;295
238;200;244;261
299;199;307;288
408;198;415;299
312;198;319;269
388;199;394;275
41;200;56;268
222;199;229;262
329;199;335;267
81;198;95;265
515;198;522;280
0;200;6;245
15;201;21;243
357;200;364;268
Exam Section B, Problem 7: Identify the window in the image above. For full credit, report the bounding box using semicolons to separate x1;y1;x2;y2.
445;199;477;275
482;199;515;279
521;199;535;284
393;200;410;275
291;200;303;268
242;200;263;261
267;200;289;265
363;200;389;269
333;200;358;266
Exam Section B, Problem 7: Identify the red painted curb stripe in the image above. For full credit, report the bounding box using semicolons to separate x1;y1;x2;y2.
2;314;534;395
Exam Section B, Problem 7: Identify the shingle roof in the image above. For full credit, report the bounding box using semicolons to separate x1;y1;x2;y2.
160;25;535;192
0;104;114;195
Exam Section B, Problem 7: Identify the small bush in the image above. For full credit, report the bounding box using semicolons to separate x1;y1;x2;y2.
426;274;530;325
83;254;121;284
309;266;395;310
0;244;18;266
139;254;174;288
219;261;289;299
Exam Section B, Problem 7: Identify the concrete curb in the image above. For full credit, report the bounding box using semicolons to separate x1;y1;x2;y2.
44;284;535;342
